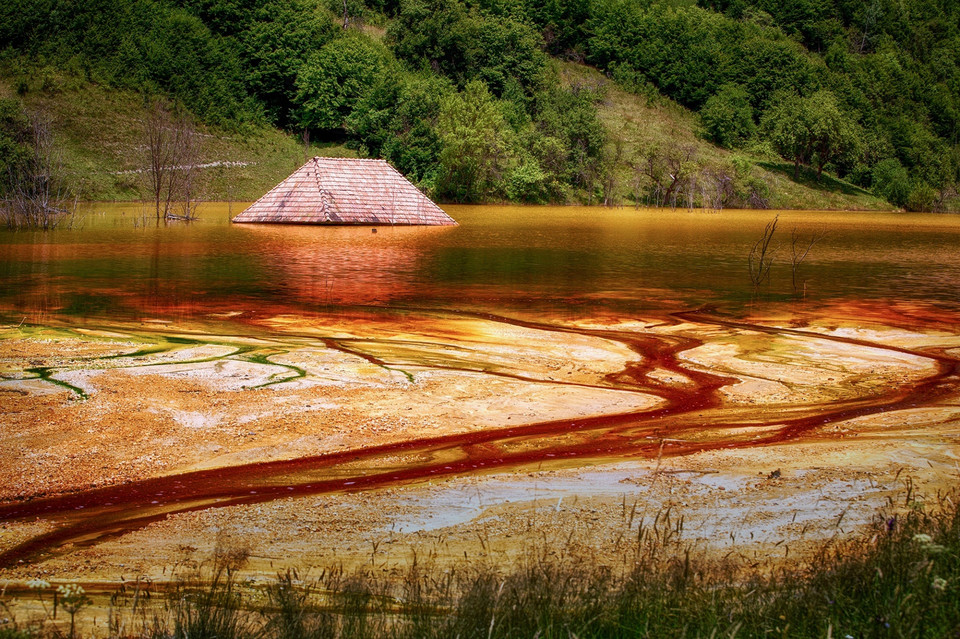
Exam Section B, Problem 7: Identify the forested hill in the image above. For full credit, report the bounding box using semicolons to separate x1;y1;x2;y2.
1;0;958;210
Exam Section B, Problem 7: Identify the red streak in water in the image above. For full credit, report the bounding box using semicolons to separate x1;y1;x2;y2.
0;310;957;568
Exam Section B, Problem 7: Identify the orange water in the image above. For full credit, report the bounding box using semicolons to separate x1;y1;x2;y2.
3;204;960;324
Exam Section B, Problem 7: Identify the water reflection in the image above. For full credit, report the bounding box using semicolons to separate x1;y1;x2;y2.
235;222;451;306
2;203;960;323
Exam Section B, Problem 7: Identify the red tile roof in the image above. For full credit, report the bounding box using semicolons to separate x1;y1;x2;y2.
232;157;457;226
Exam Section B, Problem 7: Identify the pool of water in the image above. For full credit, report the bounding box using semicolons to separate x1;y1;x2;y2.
3;204;960;325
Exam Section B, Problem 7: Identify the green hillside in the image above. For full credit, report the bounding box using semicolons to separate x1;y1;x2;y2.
1;0;957;211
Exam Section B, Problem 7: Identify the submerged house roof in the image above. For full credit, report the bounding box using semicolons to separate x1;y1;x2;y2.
231;157;456;226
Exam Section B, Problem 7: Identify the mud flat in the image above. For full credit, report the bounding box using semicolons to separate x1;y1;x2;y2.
1;305;958;589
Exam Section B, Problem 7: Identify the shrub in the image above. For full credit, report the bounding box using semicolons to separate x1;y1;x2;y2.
294;35;394;132
700;83;755;148
871;157;911;207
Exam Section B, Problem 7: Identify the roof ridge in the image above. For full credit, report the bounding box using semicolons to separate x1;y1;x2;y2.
312;156;388;163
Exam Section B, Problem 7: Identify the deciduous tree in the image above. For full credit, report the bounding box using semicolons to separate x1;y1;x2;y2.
295;36;393;132
144;101;204;220
435;81;513;202
700;83;755;148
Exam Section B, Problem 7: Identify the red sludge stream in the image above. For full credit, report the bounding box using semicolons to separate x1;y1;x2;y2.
1;309;958;568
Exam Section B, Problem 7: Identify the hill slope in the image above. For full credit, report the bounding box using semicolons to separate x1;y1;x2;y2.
0;63;889;211
563;64;890;210
1;0;956;211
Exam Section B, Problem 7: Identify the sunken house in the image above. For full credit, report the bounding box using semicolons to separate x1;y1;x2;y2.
231;157;457;226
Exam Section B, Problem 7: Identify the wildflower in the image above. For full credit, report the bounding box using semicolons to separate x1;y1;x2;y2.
57;583;86;601
57;583;90;613
55;583;90;639
932;577;947;591
912;533;933;543
26;578;51;589
924;543;947;555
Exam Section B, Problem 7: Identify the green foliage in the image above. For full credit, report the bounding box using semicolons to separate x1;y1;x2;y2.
523;0;592;58
700;83;755;148
589;3;728;109
582;0;958;206
762;93;810;179
871;157;910;207
0;98;33;196
804;89;861;177
588;2;816;111
701;0;844;52
3;0;957;207
236;2;338;125
504;158;550;202
435;80;514;202
533;82;607;197
762;89;860;180
295;35;394;131
172;0;338;125
388;0;547;99
907;181;937;212
3;0;256;126
349;71;453;185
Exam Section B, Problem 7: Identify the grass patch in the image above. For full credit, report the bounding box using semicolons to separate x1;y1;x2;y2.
562;63;893;211
4;491;958;638
756;162;874;198
0;69;357;203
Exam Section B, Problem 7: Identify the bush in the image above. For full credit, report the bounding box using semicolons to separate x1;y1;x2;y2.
349;71;453;184
871;157;911;207
907;181;937;212
700;83;755;148
294;35;394;132
435;80;514;202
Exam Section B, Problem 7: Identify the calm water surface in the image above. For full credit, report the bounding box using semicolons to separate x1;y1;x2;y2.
2;203;960;323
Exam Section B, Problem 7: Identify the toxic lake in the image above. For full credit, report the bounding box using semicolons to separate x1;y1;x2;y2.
1;203;959;590
5;204;960;319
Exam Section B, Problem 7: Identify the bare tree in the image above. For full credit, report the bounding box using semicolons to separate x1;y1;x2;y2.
701;166;734;211
641;144;697;208
858;0;882;53
748;214;778;292
144;101;205;221
934;184;959;213
602;127;626;207
790;226;826;297
1;108;75;230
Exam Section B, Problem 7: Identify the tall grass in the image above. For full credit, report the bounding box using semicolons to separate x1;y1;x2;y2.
4;493;958;638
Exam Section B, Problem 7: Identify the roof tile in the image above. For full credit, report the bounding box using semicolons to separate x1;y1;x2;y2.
232;157;457;226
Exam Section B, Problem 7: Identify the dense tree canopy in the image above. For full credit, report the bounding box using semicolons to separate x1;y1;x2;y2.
1;0;958;208
762;90;860;179
295;36;393;131
700;83;755;148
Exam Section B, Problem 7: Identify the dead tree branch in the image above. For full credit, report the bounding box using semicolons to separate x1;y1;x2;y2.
144;102;205;221
748;214;779;292
790;226;826;296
